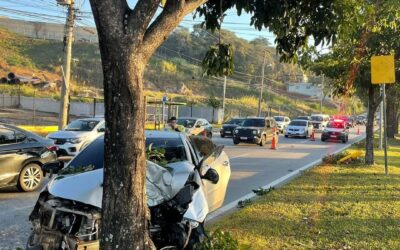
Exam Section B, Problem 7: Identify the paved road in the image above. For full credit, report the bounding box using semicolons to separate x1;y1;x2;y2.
0;126;366;249
216;126;365;205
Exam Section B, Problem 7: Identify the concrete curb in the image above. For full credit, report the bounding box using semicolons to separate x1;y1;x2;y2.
206;132;367;223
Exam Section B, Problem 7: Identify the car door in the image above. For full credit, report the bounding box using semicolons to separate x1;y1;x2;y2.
0;127;27;187
189;136;231;212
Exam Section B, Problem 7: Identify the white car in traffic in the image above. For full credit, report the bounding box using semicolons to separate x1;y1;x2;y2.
274;116;291;133
47;117;105;156
284;119;314;138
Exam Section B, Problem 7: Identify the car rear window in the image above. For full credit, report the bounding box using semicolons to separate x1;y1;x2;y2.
311;116;323;121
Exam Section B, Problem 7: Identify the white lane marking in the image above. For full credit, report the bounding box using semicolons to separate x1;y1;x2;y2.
207;132;367;222
229;153;250;160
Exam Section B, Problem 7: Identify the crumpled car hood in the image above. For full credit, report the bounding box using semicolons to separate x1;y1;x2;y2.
46;160;194;208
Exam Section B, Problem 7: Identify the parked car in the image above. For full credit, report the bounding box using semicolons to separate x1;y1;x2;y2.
233;117;276;146
321;119;349;143
47;117;105;156
295;116;311;121
310;114;330;131
27;131;231;249
274;116;291;133
331;115;354;129
220;118;244;137
284;120;314;138
0;123;57;191
176;117;213;138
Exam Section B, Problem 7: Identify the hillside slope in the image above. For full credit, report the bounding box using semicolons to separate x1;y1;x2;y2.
0;26;358;118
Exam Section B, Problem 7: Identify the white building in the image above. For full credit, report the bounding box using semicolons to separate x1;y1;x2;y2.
287;82;323;97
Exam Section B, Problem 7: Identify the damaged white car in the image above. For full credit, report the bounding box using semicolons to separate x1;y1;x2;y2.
27;131;231;249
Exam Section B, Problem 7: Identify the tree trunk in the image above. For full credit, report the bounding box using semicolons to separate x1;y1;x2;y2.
365;86;380;165
99;44;151;249
386;84;398;138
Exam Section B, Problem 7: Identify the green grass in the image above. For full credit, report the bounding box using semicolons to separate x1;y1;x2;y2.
212;137;400;249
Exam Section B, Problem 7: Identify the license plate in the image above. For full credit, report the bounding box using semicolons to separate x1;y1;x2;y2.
330;135;337;138
225;131;231;134
240;137;247;140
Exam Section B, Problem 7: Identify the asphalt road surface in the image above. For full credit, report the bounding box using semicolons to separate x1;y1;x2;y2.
0;126;366;249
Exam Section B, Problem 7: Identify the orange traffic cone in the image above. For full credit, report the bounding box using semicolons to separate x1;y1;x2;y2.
357;126;360;135
270;135;277;150
310;130;316;141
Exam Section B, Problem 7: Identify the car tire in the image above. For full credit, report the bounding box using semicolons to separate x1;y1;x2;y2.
220;134;225;138
17;163;43;192
259;135;266;146
284;135;289;138
207;132;212;138
233;138;240;145
321;138;326;142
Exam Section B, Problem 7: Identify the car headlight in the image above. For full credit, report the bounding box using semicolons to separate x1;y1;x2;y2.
234;129;239;134
67;137;82;144
252;130;259;135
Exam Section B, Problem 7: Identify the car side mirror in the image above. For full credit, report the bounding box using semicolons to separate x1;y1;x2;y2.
97;127;105;132
201;168;219;184
42;161;64;176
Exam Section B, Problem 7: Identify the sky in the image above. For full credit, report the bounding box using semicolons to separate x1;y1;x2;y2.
0;0;277;43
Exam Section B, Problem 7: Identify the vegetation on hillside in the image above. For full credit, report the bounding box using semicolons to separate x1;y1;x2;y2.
0;26;362;118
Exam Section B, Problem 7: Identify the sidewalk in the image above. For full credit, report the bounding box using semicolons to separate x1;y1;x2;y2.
211;137;400;250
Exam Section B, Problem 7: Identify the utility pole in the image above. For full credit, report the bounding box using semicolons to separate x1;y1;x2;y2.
59;0;75;129
320;74;325;114
258;52;266;117
221;76;227;123
379;85;383;150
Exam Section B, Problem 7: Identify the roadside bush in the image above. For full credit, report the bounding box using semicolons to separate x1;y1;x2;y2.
196;229;238;250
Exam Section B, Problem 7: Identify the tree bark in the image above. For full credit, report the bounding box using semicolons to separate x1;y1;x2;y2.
386;84;398;138
365;86;381;165
88;1;205;249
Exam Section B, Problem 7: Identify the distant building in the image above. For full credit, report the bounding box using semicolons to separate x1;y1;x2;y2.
0;17;98;42
287;82;322;97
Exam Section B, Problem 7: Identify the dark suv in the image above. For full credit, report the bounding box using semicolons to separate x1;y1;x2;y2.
233;117;276;146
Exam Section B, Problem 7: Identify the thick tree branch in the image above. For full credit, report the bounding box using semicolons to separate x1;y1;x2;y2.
141;0;205;61
128;0;160;38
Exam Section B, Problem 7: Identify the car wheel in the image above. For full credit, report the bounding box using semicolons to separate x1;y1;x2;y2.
233;139;239;145
304;132;308;139
17;163;43;192
259;135;266;146
207;132;212;139
220;134;225;138
321;138;326;142
284;135;289;138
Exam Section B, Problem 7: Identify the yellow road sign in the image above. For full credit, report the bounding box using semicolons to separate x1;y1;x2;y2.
371;55;395;84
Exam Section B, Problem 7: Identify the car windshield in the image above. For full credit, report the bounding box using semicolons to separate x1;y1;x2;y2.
60;137;187;175
296;116;309;120
225;119;243;125
290;121;307;126
242;119;265;127
177;118;196;128
311;116;323;121
65;120;99;131
274;117;284;122
327;122;345;129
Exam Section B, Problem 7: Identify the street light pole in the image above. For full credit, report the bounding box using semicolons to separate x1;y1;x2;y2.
320;74;325;114
257;52;267;117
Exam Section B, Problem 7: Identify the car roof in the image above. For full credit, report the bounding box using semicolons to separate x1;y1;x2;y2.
0;123;48;141
95;130;184;141
75;117;104;121
291;119;308;122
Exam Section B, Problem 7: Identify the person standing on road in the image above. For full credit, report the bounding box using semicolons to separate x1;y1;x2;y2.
166;116;185;132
